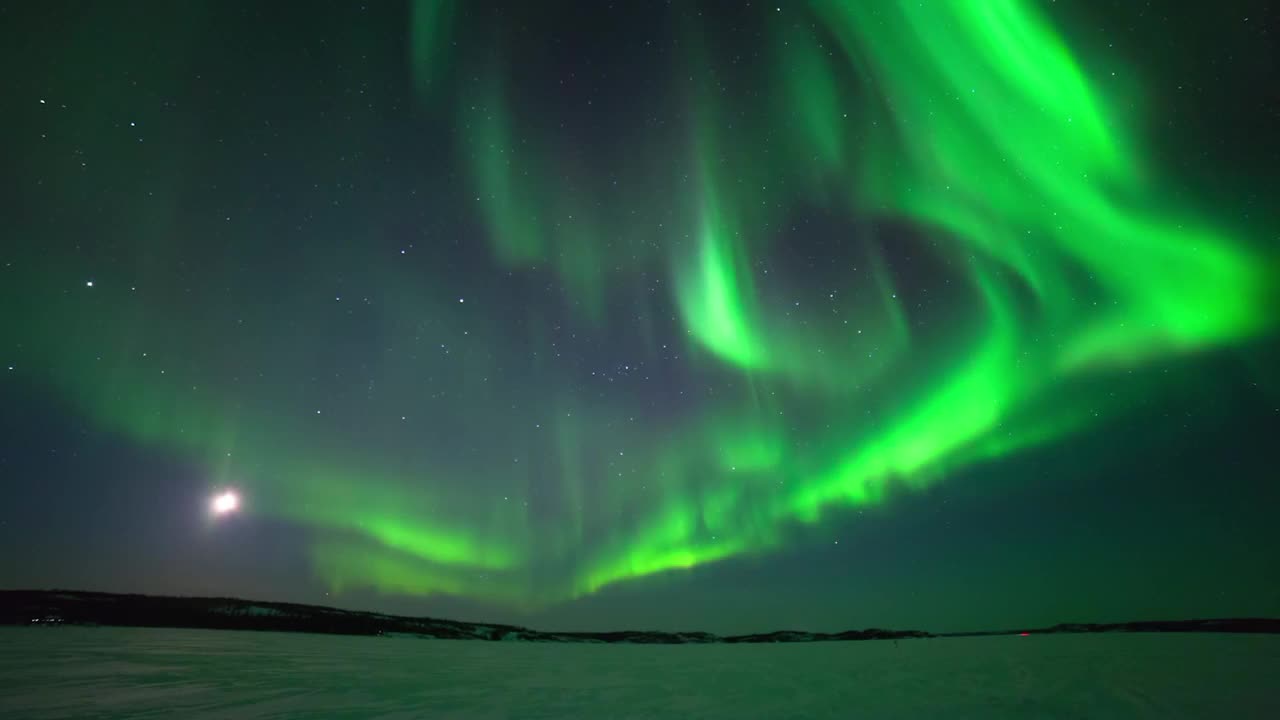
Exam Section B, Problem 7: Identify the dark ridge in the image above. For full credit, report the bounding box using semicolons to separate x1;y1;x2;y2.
2;590;1276;643
723;629;933;643
937;619;1280;637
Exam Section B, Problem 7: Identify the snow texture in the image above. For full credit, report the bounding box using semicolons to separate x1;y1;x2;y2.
1;627;1276;718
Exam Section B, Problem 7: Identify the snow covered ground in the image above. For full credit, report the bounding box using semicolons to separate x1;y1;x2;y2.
2;627;1276;718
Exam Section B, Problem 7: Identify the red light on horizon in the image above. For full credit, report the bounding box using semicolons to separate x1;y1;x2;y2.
1019;632;1030;636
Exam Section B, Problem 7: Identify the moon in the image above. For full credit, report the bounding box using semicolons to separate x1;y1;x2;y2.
211;490;240;515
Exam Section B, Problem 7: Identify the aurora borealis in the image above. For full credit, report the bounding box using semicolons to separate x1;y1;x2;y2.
3;1;1278;632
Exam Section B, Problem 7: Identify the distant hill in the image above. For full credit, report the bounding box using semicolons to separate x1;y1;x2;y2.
1;590;1276;643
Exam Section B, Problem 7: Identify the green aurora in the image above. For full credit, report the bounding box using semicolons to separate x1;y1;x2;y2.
8;0;1275;612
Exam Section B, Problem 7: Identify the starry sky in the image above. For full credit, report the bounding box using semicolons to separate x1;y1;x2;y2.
2;0;1278;634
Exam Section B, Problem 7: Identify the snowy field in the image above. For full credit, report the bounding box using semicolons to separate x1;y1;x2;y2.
1;627;1276;718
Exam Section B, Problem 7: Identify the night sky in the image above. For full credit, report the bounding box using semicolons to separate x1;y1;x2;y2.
2;1;1278;634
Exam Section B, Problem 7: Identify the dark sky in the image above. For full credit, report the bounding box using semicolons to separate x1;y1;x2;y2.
2;1;1277;634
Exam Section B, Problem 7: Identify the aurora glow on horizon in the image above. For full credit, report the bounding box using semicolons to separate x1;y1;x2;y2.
3;0;1277;631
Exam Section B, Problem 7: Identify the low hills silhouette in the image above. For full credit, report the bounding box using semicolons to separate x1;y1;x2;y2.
2;590;1276;643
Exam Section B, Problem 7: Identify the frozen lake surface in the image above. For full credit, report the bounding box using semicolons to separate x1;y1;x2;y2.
2;627;1276;718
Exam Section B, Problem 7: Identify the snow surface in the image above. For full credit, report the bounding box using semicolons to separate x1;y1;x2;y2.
1;627;1276;718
